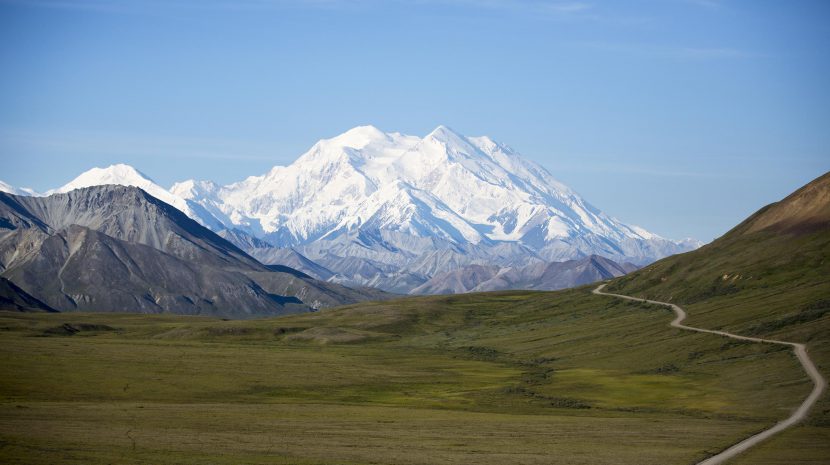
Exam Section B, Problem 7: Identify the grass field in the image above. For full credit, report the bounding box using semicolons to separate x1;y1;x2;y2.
1;286;826;464
607;224;830;463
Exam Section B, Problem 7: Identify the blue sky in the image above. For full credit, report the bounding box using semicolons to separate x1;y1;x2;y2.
1;0;828;241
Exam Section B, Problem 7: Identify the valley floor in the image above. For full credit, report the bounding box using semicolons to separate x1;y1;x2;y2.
1;287;828;464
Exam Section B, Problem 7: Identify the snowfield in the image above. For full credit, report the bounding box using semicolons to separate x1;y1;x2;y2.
1;125;702;291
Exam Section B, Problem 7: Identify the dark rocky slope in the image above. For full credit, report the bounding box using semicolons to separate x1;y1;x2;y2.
0;186;387;318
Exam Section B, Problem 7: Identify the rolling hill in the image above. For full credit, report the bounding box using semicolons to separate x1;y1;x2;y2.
607;172;829;357
606;171;830;464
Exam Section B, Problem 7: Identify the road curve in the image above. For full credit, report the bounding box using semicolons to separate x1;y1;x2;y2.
593;284;826;465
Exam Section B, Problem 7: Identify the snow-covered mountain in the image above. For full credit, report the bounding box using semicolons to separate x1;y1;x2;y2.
45;164;226;230
0;181;38;196
14;125;702;292
176;125;698;257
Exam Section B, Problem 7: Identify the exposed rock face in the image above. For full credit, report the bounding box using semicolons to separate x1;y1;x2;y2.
168;125;699;291
2;126;703;294
0;277;56;312
0;186;387;318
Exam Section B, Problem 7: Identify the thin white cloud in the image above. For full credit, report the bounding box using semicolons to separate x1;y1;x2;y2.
680;47;757;59
0;0;133;12
683;0;723;9
544;2;592;13
0;0;655;25
0;0;322;12
0;0;596;15
0;128;292;163
574;41;762;60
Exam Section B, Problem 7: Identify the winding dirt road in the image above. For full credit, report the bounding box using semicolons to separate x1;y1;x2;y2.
593;284;826;465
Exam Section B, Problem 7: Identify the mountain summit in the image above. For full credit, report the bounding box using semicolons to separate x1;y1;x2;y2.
170;125;700;290
176;125;697;254
12;126;701;292
49;163;227;230
0;185;387;316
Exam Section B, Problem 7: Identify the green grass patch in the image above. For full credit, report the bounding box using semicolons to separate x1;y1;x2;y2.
0;281;825;464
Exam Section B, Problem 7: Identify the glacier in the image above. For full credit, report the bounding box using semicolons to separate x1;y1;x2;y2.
9;125;703;292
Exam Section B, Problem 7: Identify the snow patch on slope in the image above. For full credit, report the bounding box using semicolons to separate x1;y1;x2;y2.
0;181;39;196
28;126;702;292
50;164;223;229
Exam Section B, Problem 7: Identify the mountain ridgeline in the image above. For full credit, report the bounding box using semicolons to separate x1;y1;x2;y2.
0;125;700;294
0;186;387;317
606;172;830;423
171;125;698;292
607;171;830;306
411;255;638;295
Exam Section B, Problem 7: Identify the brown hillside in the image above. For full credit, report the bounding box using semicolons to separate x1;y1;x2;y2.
733;171;830;236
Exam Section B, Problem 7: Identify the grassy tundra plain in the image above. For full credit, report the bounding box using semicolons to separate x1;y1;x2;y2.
605;174;830;464
4;175;829;465
0;285;825;465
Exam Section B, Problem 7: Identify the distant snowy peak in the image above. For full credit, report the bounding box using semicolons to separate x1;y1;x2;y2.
52;164;166;197
175;124;693;264
51;164;224;229
170;179;220;201
0;181;39;196
326;124;396;149
676;237;706;249
0;181;14;195
23;126;700;273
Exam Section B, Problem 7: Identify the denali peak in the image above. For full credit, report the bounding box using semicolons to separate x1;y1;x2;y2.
31;126;702;292
173;125;700;261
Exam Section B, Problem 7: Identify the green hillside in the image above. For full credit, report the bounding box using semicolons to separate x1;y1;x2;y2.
0;284;820;464
607;172;830;463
